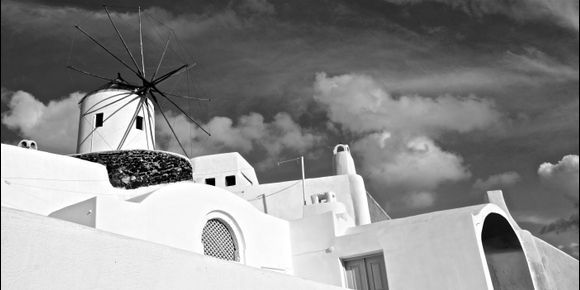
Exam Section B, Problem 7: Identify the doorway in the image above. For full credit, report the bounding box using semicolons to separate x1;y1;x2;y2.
343;253;388;290
481;213;534;290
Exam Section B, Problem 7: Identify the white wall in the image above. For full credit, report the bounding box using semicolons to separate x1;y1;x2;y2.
290;204;514;289
0;144;159;213
1;207;346;290
238;174;370;225
1;144;111;214
77;89;155;153
95;182;294;273
191;152;259;190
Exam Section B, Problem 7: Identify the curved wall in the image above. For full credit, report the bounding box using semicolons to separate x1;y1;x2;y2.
480;213;534;290
95;182;293;273
77;89;155;153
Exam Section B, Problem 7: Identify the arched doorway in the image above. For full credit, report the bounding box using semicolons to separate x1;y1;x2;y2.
481;213;534;290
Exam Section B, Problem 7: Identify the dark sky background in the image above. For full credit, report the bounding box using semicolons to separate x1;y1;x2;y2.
1;0;578;257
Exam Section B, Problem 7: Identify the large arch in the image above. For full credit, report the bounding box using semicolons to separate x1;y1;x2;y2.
481;213;534;290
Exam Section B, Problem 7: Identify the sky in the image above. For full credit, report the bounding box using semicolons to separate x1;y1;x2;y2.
1;0;578;257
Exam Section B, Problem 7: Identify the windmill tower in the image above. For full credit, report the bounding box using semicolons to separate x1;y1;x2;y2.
76;81;155;153
70;6;209;156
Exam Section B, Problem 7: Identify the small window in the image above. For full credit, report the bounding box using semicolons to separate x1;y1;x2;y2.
136;116;143;130
225;175;236;186
95;113;104;128
205;178;216;186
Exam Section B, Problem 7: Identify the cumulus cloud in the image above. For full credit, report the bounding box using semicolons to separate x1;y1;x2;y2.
313;72;500;137
538;155;579;201
1;90;82;154
312;72;501;208
0;87;320;167
157;111;322;168
352;132;471;192
473;171;521;191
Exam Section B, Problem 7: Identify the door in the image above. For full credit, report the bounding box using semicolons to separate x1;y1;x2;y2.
343;253;388;290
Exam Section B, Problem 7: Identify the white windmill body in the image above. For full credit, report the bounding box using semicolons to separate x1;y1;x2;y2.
76;84;155;154
70;5;209;157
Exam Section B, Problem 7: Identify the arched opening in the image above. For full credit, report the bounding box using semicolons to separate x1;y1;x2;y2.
481;213;533;290
201;218;239;262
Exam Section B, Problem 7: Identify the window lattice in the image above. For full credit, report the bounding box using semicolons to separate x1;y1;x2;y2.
202;219;238;261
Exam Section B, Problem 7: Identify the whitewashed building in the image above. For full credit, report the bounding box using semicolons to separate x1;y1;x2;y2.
1;86;578;289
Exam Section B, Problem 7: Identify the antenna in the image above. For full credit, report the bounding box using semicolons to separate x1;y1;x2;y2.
69;5;211;158
277;156;307;205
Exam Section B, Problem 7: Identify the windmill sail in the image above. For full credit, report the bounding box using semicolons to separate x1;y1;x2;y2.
71;6;210;157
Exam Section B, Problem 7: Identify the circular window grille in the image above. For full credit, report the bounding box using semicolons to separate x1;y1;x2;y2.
202;219;239;261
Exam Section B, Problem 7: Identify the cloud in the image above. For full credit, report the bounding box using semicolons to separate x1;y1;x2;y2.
313;72;501;137
157;111;322;167
0;87;321;167
352;132;471;192
383;0;579;31
514;213;558;225
503;48;579;82
403;191;436;208
239;0;275;15
1;87;13;104
562;242;579;259
312;72;504;209
538;155;579;201
473;171;521;191
540;213;579;235
1;90;82;153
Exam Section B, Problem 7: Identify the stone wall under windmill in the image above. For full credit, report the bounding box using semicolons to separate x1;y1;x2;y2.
73;150;193;189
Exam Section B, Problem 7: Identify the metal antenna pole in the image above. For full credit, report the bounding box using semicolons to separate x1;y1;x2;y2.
277;156;306;205
300;156;306;205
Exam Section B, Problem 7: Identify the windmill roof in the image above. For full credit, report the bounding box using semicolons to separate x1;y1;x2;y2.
78;78;138;104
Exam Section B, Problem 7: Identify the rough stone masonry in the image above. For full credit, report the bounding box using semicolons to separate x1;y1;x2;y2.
73;150;193;189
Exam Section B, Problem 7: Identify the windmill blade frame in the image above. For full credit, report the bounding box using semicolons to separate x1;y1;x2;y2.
70;5;211;156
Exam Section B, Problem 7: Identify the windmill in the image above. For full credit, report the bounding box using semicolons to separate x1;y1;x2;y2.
72;5;209;157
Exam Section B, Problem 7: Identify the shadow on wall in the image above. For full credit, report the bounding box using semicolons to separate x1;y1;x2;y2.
482;213;534;290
